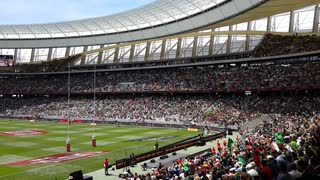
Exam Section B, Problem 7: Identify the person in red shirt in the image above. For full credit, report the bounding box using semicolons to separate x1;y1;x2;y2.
211;147;216;154
253;149;261;168
104;158;110;175
260;159;273;180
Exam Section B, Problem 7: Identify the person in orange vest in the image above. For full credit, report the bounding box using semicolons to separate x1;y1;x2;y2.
223;140;227;146
211;147;216;154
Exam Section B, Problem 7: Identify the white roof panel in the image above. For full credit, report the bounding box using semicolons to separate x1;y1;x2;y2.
0;0;227;39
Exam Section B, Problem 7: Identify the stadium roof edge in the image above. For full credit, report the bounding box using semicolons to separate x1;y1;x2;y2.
0;0;318;49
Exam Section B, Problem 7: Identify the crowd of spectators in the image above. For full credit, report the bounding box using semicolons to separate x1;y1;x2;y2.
0;62;319;95
2;94;319;180
2;94;320;127
124;111;320;180
0;33;319;179
253;34;320;57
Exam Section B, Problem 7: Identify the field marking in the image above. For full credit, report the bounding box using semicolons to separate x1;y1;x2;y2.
42;146;80;153
0;155;31;165
143;131;170;135
80;132;110;137
74;127;104;131
0;126;20;130
46;137;70;141
117;135;144;140
4;142;39;147
79;140;115;146
109;129;134;133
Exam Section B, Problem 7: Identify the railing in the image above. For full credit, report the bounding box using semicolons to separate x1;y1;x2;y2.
115;131;226;169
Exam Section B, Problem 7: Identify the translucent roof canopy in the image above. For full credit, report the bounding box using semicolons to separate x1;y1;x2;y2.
0;0;227;39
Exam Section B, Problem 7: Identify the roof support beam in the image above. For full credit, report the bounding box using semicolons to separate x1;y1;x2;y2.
102;51;115;64
97;45;104;64
289;11;295;33
226;26;233;54
208;29;215;56
176;37;182;58
114;46;120;63
65;47;70;57
196;38;210;56
129;44;136;62
30;48;35;62
245;22;252;51
267;16;272;32
313;5;320;33
14;49;18;63
160;39;167;60
144;42;151;61
192;36;198;57
163;41;178;58
47;48;53;61
80;46;88;65
83;30;320;56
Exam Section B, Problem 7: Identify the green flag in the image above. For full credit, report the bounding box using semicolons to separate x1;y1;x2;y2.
228;138;234;150
275;132;284;144
290;141;298;149
238;157;246;165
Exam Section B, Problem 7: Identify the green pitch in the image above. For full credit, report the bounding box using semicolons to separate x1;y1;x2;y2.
0;120;199;180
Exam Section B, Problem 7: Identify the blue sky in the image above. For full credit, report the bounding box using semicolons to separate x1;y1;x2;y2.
0;0;155;24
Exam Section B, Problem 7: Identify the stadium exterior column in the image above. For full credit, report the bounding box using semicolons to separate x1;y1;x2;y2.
47;48;53;61
245;22;252;52
114;46;120;63
226;26;233;54
160;39;167;60
192;36;198;57
129;44;136;62
208;29;215;56
14;49;18;63
30;48;35;62
144;42;151;61
97;45;104;64
267;16;272;32
313;5;319;33
80;46;88;65
289;11;295;33
65;47;71;57
176;37;182;58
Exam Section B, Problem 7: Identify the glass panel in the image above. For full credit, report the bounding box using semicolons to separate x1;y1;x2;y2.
16;49;32;63
293;6;315;32
34;48;49;62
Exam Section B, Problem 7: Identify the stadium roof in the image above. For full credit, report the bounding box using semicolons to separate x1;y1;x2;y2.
0;0;228;39
0;0;318;49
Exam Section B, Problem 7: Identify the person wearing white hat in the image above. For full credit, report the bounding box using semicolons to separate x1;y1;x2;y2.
246;162;259;180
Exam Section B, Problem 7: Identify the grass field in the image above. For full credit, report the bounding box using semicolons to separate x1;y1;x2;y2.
0;120;199;180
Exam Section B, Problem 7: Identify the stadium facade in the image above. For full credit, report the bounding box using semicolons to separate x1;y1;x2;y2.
0;0;319;65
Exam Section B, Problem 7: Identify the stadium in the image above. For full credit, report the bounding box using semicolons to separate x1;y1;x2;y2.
0;0;320;179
